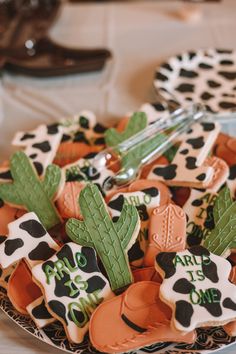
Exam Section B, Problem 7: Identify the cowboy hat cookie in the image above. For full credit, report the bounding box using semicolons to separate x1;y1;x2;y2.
66;183;140;291
32;242;113;343
155;246;236;332
90;281;196;353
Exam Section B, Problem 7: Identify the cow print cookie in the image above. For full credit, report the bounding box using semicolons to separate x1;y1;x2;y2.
148;122;220;188
154;48;236;114
155;246;236;332
0;235;15;290
144;203;186;267
32;242;113;343
107;187;161;266
0;212;59;269
27;295;55;329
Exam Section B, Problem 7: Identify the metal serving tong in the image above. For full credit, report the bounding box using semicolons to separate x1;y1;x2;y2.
0;0;111;77
89;103;207;190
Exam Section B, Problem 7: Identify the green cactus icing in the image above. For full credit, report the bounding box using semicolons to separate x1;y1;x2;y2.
203;187;236;257
66;183;140;291
104;112;147;147
0;151;62;230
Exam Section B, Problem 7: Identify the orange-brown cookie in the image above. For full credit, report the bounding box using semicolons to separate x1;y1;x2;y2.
214;133;236;166
144;203;186;267
0;202;25;235
8;260;42;314
56;181;86;219
90;281;196;353
54;142;102;167
132;267;162;283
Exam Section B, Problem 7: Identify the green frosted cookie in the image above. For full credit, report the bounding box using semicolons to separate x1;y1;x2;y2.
203;187;236;257
0;151;62;230
66;183;140;291
104;112;147;147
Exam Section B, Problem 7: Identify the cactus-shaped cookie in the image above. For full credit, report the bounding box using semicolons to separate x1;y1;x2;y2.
0;151;62;230
105;112;147;147
66;183;140;291
203;187;236;257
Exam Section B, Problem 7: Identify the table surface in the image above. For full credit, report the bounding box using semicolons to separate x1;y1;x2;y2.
1;1;236;353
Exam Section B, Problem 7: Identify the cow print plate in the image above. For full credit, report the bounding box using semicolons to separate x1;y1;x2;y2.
153;48;236;115
1;286;236;354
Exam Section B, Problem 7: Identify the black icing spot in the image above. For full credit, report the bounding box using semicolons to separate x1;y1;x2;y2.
141;187;159;197
80;247;100;273
32;299;52;319
229;165;236;180
161;63;173;72
68;308;85;325
94;137;105;145
192;199;203;207
5;238;24;256
189;246;210;256
186;136;204;149
204;205;215;230
201;122;215;132
189;51;197;60
128;241;144;262
216;49;233;54
175;83;194;93
196;173;206;181
155;72;168;82
218;71;236;81
0;235;7;244
20;133;36;141
223;298;236;311
61;134;71;142
28;242;56;261
29;153;37;159
156;252;176;278
219;101;236;110
19;219;47;238
79;116;90;129
47;124;59;135
33;162;44;176
48;300;68;325
32;141;51;153
201;92;214;101
152;102;166;112
207;80;221;88
73;131;89;144
185;157;197;170
86;275;106;293
179;69;198;78
153;164;177;180
108;195;125;212
173;278;195;294
93;123;107;134
179;149;189;155
187;225;204;247
202;260;219;283
136;204;149;221
175;300;193;327
0;170;12;180
199;289;222;317
199;63;213;69
220;60;234;66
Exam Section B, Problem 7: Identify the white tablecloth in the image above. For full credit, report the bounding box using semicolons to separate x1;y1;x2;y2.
0;1;236;353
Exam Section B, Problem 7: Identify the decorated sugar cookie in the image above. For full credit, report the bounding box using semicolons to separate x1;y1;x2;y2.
63;156;115;195
0;212;59;269
27;296;55;329
12;124;63;176
8;260;42;314
0;151;63;229
156;246;236;332
90;281;196;354
66;183;140;291
148;122;220;188
214;132;236;166
203;187;236;257
32;242;113;343
0;235;15;290
144;203;187;267
107;184;162;266
105;112;147;147
56;181;86;220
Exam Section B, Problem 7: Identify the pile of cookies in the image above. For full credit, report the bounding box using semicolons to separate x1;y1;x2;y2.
0;106;236;353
